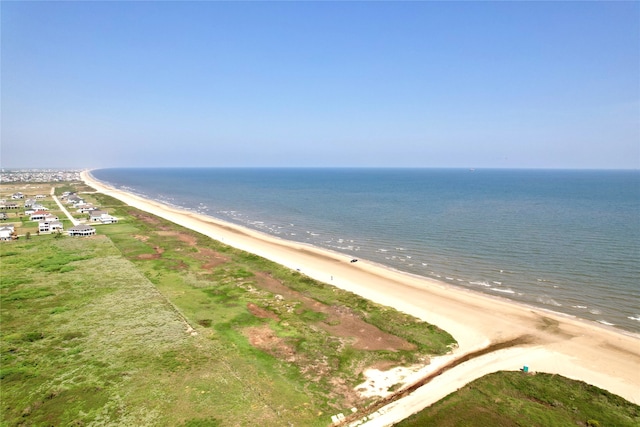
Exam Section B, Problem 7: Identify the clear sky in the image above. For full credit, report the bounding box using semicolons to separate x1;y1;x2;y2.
2;1;638;169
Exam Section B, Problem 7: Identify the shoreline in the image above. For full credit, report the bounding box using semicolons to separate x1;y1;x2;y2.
86;169;640;334
81;170;640;415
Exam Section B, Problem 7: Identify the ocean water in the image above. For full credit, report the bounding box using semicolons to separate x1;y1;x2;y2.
91;168;640;333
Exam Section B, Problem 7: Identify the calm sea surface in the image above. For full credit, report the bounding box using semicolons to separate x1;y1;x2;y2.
91;168;640;333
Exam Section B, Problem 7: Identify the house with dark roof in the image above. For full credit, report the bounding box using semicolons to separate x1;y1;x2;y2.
66;194;85;206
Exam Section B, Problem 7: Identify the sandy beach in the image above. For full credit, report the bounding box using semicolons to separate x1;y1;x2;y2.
81;171;640;424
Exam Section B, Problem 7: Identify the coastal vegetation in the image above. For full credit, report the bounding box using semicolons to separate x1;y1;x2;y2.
1;181;638;426
1;183;454;426
397;371;639;427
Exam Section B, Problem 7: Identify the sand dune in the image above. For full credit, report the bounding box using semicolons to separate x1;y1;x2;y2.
81;171;640;425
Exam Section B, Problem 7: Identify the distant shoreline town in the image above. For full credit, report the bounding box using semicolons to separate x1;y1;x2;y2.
0;169;83;183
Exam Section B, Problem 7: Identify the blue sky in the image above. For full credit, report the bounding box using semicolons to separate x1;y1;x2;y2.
2;1;638;169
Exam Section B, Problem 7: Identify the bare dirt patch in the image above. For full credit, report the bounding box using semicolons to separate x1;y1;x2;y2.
157;231;198;246
243;324;295;362
247;302;280;321
132;225;231;271
154;231;229;270
130;211;168;229
194;247;229;270
322;312;414;351
242;323;364;406
252;272;415;352
243;272;419;407
137;245;164;260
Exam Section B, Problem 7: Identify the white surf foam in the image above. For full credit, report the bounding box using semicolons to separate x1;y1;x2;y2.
597;320;615;326
490;287;515;294
537;295;562;307
470;281;491;287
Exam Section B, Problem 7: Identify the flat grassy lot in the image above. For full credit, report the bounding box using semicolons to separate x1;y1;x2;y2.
397;371;639;427
1;184;455;426
1;234;338;426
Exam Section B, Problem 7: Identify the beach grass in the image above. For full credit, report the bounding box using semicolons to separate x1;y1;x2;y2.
396;371;640;427
1;233;322;426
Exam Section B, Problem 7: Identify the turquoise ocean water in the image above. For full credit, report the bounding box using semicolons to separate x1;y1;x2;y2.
91;168;640;333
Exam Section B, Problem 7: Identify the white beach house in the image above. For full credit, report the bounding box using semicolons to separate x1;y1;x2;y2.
0;225;15;241
68;224;96;237
39;221;64;234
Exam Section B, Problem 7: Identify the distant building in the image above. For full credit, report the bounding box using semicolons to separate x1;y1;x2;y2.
89;210;106;221
99;214;118;224
0;202;20;210
30;210;49;221
76;203;97;213
68;224;96;237
0;225;15;241
39;221;63;234
67;194;85;205
89;211;118;224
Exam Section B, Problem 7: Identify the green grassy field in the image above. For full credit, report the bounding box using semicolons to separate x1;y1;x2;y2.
2;182;638;427
397;371;639;427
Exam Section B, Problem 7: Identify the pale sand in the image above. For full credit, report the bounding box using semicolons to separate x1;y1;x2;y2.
81;171;640;424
